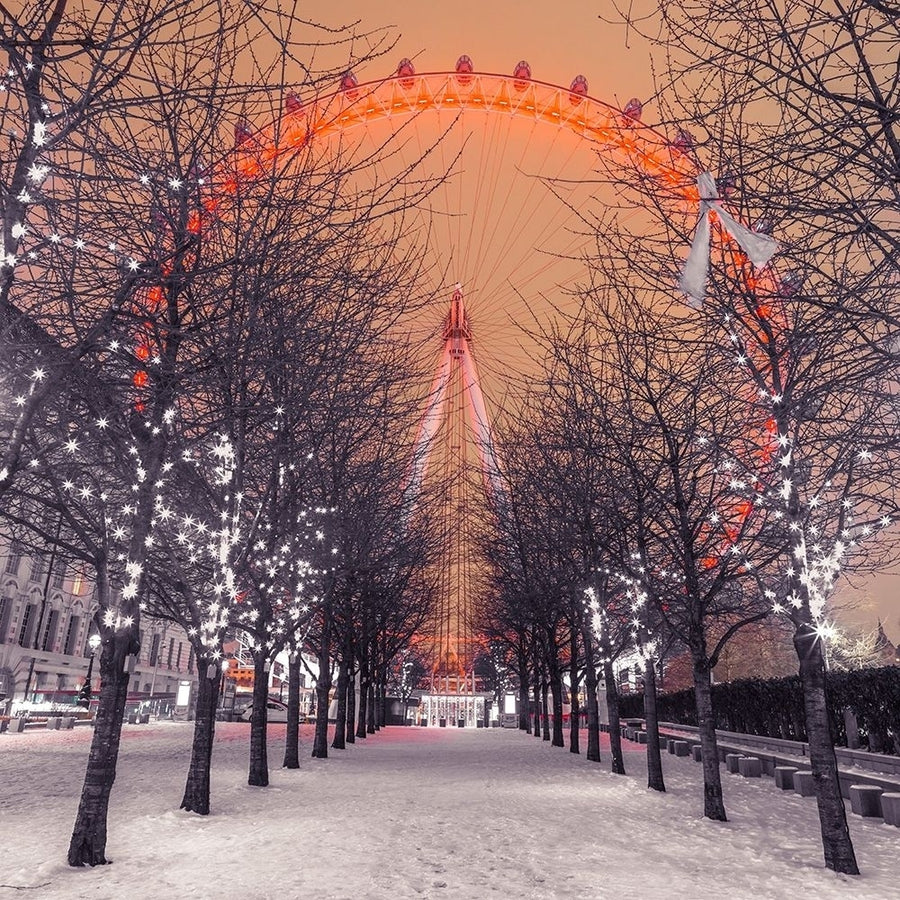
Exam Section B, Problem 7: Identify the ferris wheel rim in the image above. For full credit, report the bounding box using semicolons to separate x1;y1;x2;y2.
257;69;700;195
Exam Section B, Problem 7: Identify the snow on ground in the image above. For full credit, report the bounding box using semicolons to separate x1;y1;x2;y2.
1;722;897;899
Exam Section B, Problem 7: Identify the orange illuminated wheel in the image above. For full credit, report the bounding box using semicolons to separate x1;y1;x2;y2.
260;63;703;698
226;61;776;702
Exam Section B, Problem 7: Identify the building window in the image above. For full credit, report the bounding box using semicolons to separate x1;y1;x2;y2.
187;647;194;674
4;543;22;575
167;637;174;669
17;603;37;647
41;609;60;652
29;556;46;584
51;563;66;589
0;596;12;643
71;573;84;596
63;615;81;656
149;632;161;667
176;642;182;670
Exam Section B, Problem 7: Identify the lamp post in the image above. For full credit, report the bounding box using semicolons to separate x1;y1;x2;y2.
77;633;102;708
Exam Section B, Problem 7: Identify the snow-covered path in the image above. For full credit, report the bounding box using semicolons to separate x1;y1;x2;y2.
1;723;896;899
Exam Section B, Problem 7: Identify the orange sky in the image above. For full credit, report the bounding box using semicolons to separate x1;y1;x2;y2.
302;1;656;101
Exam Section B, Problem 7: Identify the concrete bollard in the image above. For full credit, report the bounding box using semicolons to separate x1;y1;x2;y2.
691;745;702;763
738;756;762;778
674;740;691;757
637;731;648;744
8;717;26;733
849;784;883;818
794;770;816;797
725;753;744;774
880;793;900;827
667;738;677;754
774;766;799;790
46;717;60;730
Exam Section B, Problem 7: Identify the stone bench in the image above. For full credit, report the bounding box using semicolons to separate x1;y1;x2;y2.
849;784;883;818
691;745;702;763
738;756;762;778
725;753;744;774
673;740;691;757
881;793;900;827
774;766;800;790
794;770;816;797
46;717;60;730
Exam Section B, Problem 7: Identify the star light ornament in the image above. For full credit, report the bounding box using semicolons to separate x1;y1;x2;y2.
166;437;338;668
0;66;206;274
680;172;779;307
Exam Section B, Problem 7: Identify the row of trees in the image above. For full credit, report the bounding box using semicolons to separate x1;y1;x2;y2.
476;0;900;878
1;0;438;867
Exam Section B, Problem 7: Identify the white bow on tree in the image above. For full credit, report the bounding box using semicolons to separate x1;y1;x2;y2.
679;171;778;307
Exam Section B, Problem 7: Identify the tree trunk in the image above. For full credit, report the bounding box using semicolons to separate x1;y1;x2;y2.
180;661;220;814
248;653;270;785
541;681;551;741
603;657;625;775
283;654;302;768
311;636;331;759
518;657;530;732
582;628;600;763
568;632;580;754
549;670;564;747
374;677;384;729
366;682;376;734
331;657;349;750
643;657;665;792
356;669;369;740
67;634;133;866
692;657;726;821
345;673;356;744
532;674;541;738
794;624;859;875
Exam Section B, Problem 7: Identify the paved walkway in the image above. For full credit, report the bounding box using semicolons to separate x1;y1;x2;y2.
0;724;896;899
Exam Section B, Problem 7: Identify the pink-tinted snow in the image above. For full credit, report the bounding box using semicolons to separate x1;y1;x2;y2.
1;723;896;899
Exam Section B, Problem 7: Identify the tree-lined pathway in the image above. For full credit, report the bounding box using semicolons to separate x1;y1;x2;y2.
1;724;895;899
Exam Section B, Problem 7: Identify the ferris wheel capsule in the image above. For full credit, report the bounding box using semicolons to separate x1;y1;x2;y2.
622;98;643;122
779;270;804;298
569;74;588;105
455;55;474;85
717;168;737;197
512;60;531;91
340;70;359;101
671;127;694;154
234;117;253;146
396;58;416;89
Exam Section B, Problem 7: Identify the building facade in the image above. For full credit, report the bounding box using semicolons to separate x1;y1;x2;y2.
0;538;197;713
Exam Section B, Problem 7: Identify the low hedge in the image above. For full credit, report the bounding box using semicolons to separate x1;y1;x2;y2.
617;665;900;754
